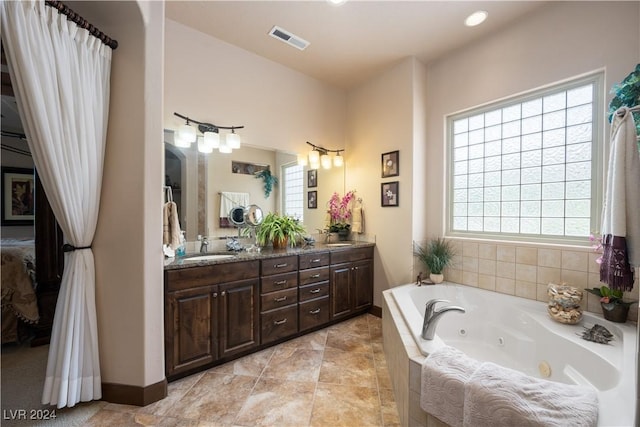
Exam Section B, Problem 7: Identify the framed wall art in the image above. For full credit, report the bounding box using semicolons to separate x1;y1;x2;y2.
308;191;317;209
307;169;317;188
1;167;35;226
381;150;399;178
381;181;399;207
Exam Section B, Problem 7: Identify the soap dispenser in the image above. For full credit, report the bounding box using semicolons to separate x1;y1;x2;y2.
176;231;186;257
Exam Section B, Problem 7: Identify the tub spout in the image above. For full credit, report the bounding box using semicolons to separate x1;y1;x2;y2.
421;300;465;340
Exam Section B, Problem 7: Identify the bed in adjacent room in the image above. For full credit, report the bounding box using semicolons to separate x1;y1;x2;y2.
1;238;38;344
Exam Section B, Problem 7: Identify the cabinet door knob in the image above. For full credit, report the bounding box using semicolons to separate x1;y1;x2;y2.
213;292;218;298
274;295;287;302
274;263;288;268
309;288;321;294
309;308;321;315
221;291;226;297
273;318;287;326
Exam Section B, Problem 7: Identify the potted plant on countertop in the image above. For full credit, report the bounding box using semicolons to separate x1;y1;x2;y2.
585;286;637;323
255;212;306;249
414;237;456;284
327;190;356;241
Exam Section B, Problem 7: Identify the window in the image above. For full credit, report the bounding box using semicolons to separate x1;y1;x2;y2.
282;163;304;221
447;73;603;243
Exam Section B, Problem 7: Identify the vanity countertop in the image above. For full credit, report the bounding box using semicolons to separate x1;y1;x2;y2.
163;241;375;270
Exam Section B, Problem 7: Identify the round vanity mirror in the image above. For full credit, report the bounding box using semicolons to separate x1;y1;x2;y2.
244;204;263;227
229;206;246;226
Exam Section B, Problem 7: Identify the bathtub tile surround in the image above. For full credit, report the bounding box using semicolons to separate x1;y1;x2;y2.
383;284;638;427
444;239;639;322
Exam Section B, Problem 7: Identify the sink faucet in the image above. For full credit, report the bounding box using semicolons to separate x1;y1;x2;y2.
421;299;465;340
200;237;209;253
317;228;331;243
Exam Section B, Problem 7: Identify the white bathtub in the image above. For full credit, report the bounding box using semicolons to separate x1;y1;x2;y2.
389;282;637;427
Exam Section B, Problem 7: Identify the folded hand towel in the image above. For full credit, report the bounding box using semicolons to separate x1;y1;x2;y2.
167;201;182;250
421;346;481;427
351;207;364;233
463;362;598;427
163;202;171;246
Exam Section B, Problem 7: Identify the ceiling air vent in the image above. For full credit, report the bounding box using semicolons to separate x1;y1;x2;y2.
268;26;310;51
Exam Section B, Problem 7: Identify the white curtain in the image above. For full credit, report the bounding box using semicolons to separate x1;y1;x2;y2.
1;1;111;408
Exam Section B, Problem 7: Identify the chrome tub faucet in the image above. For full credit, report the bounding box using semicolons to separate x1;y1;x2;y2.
421;299;465;340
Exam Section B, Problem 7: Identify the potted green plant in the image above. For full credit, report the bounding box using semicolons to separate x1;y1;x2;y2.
255;212;306;249
585;286;637;323
414;238;456;284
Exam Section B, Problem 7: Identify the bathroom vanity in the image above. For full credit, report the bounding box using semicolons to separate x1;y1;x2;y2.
164;243;374;380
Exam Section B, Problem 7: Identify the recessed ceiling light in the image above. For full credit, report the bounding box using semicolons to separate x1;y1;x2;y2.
327;0;347;5
465;10;488;27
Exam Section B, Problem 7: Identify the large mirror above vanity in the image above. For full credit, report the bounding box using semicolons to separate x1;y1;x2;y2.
164;130;345;241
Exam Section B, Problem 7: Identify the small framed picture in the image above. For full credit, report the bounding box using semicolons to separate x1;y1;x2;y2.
307;191;317;209
381;150;399;178
1;167;35;226
381;181;399;207
307;169;317;188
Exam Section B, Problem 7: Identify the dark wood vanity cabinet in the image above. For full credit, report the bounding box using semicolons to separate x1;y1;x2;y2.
165;245;374;380
164;261;260;378
298;252;330;332
260;255;299;345
329;247;374;320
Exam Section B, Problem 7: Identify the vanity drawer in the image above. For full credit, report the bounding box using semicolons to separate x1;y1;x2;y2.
299;296;329;332
261;305;298;345
261;256;298;276
261;287;298;312
260;271;298;293
299;266;330;286
299;252;330;269
330;246;373;265
298;281;329;302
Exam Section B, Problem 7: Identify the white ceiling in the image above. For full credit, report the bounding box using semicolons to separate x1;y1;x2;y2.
166;0;545;89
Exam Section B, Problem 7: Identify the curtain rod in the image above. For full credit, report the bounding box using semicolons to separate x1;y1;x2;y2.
45;0;118;50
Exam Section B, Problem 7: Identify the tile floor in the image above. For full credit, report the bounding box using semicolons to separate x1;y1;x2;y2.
86;313;400;426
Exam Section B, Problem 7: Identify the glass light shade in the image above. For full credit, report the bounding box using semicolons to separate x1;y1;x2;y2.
178;123;196;144
333;153;344;167
309;159;320;170
227;132;241;149
297;154;308;166
197;136;213;154
219;140;232;154
320;154;332;169
174;132;191;148
204;131;220;149
308;150;320;164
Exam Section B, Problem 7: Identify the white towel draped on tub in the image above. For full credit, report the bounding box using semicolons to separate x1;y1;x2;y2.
420;346;481;427
463;362;598;427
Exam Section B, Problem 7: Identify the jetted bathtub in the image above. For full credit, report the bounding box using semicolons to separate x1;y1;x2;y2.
389;283;637;427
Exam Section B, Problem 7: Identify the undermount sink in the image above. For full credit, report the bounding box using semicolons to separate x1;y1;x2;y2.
325;243;354;247
183;254;237;262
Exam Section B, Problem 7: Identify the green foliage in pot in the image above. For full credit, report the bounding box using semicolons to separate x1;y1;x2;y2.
255;212;306;248
414;238;456;275
254;169;278;198
585;286;637;308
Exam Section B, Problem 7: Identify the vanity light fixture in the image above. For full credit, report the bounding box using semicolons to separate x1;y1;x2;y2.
173;112;244;154
301;141;344;170
465;10;488;27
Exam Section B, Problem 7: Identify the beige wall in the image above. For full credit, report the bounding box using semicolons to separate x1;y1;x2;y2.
84;0;165;387
420;1;640;309
346;57;425;307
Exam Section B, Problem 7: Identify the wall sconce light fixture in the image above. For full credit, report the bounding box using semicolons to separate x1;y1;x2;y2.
300;141;344;170
174;112;244;154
